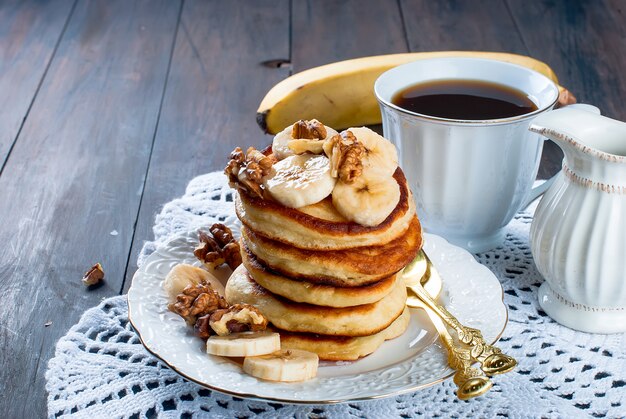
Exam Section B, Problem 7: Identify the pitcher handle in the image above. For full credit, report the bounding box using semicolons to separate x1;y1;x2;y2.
522;103;601;208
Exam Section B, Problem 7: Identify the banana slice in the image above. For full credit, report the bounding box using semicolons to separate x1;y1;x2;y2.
347;127;398;176
263;154;336;208
287;138;325;155
332;173;400;226
163;264;224;301
272;123;337;160
206;331;280;357
243;349;319;382
272;126;297;160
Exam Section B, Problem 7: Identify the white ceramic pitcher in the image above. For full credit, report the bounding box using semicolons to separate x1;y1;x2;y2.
529;106;626;333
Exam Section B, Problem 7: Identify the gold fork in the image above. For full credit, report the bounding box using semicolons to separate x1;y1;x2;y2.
403;252;517;399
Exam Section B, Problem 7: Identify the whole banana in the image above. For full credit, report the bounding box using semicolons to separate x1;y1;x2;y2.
257;52;562;135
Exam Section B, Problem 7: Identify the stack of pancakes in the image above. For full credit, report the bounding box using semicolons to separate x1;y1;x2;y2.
226;168;423;361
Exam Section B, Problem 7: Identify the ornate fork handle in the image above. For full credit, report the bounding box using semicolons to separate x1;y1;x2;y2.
410;293;492;400
409;254;517;377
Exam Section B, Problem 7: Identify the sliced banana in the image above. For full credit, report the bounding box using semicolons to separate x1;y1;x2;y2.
332;173;400;226
287;138;325;155
243;349;319;382
272;123;337;160
162;264;224;301
346;127;398;176
206;331;280;357
263;154;336;208
271;126;296;160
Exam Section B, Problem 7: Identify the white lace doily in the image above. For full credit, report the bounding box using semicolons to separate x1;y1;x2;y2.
46;172;626;418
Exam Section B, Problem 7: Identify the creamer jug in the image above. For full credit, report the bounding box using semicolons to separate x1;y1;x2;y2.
529;106;626;333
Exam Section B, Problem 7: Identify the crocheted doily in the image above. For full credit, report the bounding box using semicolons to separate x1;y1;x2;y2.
46;172;626;418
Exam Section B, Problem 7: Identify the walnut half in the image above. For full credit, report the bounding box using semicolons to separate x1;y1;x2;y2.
291;119;327;140
325;130;365;183
168;283;228;325
288;119;329;155
224;147;273;198
194;224;242;270
209;304;268;336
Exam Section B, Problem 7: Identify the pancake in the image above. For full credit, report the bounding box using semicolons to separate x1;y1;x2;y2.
235;168;417;250
225;265;407;337
241;216;422;287
242;244;399;307
278;307;411;361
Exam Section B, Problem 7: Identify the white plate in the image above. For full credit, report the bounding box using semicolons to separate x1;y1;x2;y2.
128;230;507;404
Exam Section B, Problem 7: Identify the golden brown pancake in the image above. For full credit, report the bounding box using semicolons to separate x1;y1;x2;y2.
278;307;411;361
225;265;407;337
241;244;399;307
235;168;417;250
241;216;422;287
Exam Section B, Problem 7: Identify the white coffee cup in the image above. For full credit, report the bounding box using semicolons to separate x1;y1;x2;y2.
375;57;560;252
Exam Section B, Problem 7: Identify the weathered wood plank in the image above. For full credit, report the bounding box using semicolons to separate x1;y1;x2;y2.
0;0;75;170
400;0;527;53
507;0;626;120
291;0;408;72
123;0;290;292
0;1;180;416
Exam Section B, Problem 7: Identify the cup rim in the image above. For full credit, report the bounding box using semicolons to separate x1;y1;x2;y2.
374;57;560;126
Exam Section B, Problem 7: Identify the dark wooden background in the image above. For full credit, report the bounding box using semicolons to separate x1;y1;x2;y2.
1;0;624;415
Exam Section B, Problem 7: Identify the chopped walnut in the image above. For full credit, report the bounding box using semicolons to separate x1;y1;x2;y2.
245;148;273;182
195;230;224;266
324;130;365;183
291;119;327;140
194;314;213;339
210;223;234;247
224;147;273;198
222;241;242;269
82;263;104;286
225;147;244;184
556;87;577;108
194;224;242;270
209;304;268;336
168;283;228;324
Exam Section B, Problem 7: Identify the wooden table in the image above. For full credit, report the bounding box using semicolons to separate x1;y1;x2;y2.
1;0;624;415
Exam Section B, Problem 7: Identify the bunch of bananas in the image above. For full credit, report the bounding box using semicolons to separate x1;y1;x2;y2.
257;51;563;134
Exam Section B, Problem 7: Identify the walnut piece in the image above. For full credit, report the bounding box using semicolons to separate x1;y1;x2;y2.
194;314;213;339
224;147;273;198
221;242;242;270
291;119;327;140
324;130;365;183
556;87;577;108
245;148;273;182
194;224;242;270
288;120;328;155
209;304;268;336
168;283;228;324
194;230;223;266
82;263;104;286
224;147;245;186
210;223;233;247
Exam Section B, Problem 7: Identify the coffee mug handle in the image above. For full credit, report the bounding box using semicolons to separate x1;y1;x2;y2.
523;103;601;208
523;177;556;208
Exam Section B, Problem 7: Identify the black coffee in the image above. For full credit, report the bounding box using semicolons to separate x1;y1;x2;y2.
391;79;538;120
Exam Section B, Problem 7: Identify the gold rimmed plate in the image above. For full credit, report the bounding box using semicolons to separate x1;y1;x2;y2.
127;226;507;404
